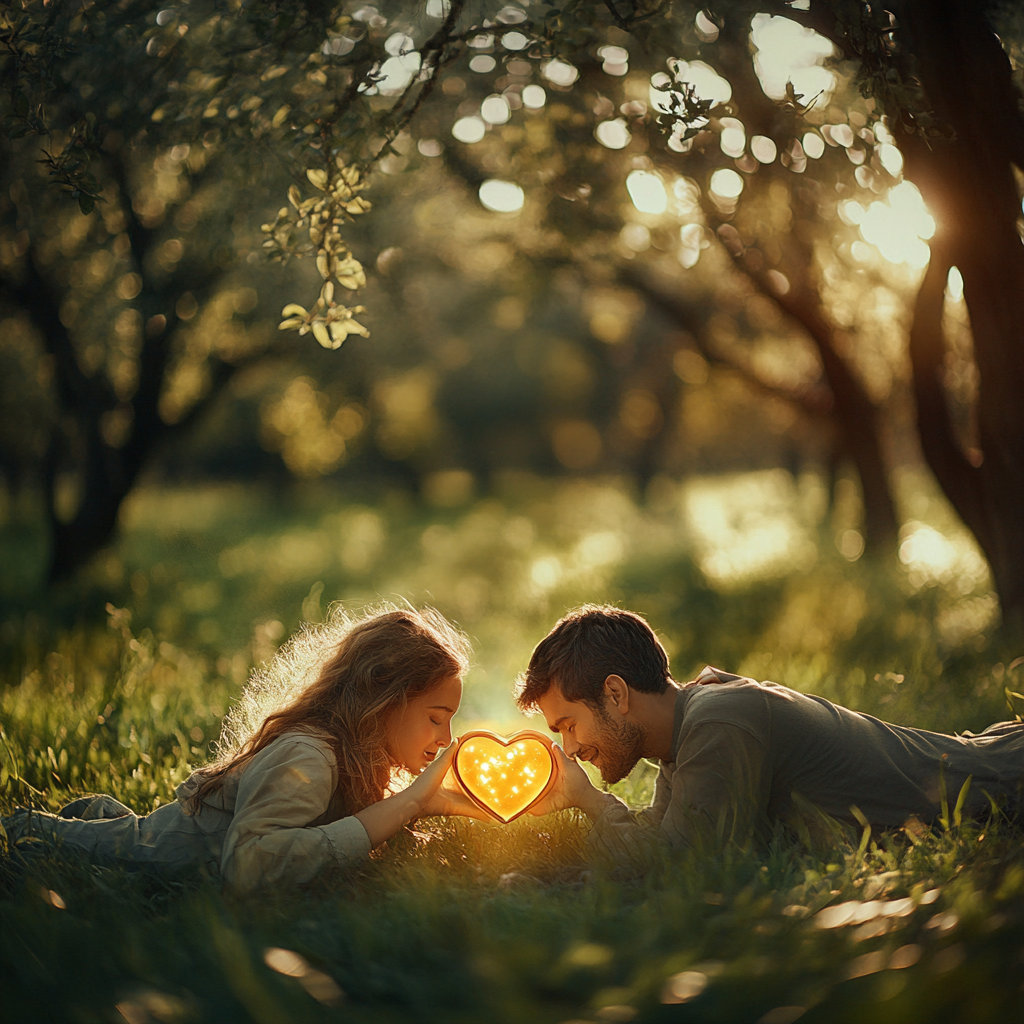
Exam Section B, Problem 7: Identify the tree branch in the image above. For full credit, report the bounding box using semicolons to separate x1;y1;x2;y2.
166;339;294;438
619;263;833;418
0;254;115;414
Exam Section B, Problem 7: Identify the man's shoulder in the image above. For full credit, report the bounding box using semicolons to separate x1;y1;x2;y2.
680;674;796;734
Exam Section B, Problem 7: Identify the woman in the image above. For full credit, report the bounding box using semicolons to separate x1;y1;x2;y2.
3;606;487;890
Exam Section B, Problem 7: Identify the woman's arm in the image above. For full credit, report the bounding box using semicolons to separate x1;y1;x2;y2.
222;736;490;890
221;736;371;890
354;742;492;844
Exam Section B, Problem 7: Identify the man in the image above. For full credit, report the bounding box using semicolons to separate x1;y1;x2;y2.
516;605;1023;867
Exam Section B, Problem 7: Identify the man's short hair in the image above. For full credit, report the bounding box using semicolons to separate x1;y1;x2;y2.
516;605;671;711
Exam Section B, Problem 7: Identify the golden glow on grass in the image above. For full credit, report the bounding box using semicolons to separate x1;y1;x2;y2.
454;731;555;822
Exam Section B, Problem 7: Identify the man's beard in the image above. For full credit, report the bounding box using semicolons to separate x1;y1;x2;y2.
591;706;646;784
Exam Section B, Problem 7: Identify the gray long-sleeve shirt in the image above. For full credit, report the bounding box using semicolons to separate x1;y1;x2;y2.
588;668;1024;867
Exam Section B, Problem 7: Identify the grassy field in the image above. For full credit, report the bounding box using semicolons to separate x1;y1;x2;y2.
1;474;1022;1023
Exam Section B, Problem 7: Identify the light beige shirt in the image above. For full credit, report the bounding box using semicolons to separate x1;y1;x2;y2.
177;732;372;889
29;732;371;891
588;668;1024;868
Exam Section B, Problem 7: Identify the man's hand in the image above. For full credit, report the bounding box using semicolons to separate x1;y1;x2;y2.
528;745;620;821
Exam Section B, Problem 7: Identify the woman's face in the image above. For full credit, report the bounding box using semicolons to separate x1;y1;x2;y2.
385;674;463;774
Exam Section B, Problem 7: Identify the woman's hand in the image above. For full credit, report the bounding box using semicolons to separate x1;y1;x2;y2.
402;741;460;810
417;742;496;822
355;742;464;845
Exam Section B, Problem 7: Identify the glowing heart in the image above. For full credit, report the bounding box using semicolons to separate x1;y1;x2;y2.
454;730;556;823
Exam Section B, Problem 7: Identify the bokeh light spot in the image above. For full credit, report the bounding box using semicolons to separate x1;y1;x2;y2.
481;94;511;125
802;132;825;159
751;135;778;163
751;14;835;108
522;84;546;108
542;59;578;87
479;179;525;213
452;116;486;143
470;54;496;73
946;266;964;302
710;168;744;199
626;170;668;214
595;118;631;150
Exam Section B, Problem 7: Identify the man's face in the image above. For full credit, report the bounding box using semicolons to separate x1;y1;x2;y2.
536;682;646;784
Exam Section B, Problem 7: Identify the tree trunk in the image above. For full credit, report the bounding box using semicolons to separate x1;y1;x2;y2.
623;265;898;550
5;249;242;582
771;287;899;553
896;0;1024;632
702;15;900;551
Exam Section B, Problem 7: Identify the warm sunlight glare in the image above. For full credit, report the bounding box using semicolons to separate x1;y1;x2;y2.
850;182;935;267
898;521;990;592
626;170;668;214
651;59;732;115
684;471;816;586
750;14;835;108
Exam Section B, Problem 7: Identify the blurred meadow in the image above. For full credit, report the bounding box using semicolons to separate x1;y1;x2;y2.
3;1;1024;1022
3;471;1023;1023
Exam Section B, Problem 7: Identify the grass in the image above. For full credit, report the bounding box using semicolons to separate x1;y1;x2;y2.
1;474;1023;1023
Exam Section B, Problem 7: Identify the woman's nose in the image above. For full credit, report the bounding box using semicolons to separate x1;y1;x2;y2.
439;722;453;746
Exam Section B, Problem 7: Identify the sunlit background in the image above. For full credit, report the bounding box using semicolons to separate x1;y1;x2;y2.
4;5;1024;1023
0;7;1005;734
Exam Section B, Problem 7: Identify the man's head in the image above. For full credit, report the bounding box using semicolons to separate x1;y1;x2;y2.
515;605;672;783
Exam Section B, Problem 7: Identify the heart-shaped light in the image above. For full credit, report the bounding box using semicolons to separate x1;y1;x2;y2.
454;730;556;823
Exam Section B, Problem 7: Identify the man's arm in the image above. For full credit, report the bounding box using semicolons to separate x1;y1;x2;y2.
587;723;770;868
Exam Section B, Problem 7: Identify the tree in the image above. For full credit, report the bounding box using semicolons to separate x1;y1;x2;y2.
394;0;1024;622
0;0;470;579
3;1;1023;630
700;0;1024;626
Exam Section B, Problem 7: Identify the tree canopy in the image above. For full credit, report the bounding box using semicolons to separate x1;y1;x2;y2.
1;1;1022;628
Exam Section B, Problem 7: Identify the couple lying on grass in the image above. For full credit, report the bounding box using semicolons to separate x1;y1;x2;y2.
4;605;1022;890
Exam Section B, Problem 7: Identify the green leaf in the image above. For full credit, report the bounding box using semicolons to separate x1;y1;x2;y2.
78;195;95;215
938;763;950;831
952;774;973;829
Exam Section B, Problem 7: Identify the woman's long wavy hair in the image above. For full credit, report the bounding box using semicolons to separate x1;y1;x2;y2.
185;605;471;816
